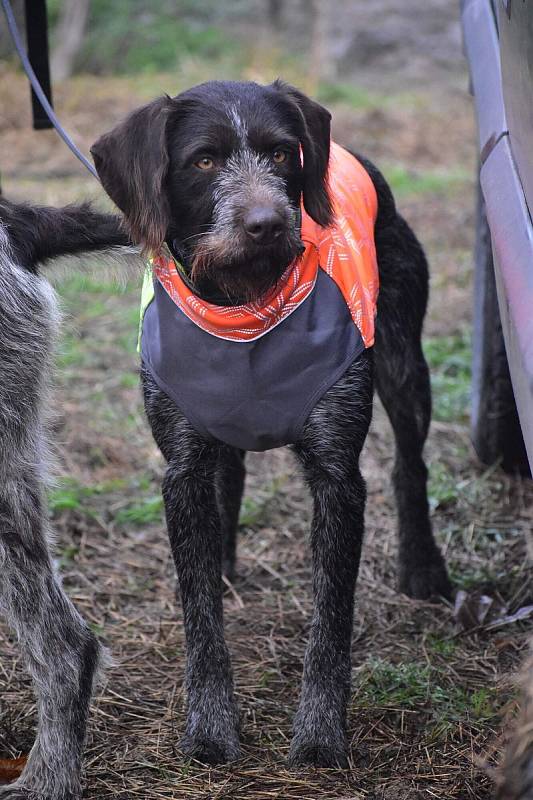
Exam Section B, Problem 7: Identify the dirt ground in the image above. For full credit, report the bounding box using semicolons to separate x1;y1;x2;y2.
1;2;532;798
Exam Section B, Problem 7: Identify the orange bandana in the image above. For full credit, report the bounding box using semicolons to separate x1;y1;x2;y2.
151;142;379;346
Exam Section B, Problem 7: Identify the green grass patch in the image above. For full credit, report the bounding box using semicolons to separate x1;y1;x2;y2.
354;657;501;724
117;333;139;355
89;622;105;636
316;81;381;110
423;330;471;423
428;462;461;511
424;633;457;659
70;0;240;75
120;372;140;389
114;496;164;527
447;563;499;592
56;272;139;324
49;477;165;529
124;304;144;328
54;271;141;376
384;165;470;198
48;477;128;515
57;544;80;569
48;478;99;514
356;658;433;710
57;272;128;302
55;333;88;369
238;477;285;528
239;495;269;528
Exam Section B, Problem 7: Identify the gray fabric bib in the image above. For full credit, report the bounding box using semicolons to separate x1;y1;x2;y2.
140;269;364;451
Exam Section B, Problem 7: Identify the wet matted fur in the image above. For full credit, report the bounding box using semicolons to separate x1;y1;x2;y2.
90;79;453;770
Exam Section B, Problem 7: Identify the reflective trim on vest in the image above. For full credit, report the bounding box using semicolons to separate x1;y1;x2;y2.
141;270;364;451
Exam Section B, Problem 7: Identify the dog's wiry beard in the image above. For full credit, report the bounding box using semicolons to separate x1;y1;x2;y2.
189;229;303;303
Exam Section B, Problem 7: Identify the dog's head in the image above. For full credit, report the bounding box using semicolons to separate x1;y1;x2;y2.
91;80;333;301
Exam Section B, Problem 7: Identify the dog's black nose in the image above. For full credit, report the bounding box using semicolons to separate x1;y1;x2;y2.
243;207;284;244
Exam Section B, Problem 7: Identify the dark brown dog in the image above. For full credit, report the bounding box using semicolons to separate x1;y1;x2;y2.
91;79;452;768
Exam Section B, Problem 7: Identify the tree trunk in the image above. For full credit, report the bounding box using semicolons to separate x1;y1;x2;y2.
51;0;90;82
267;0;283;32
308;0;336;85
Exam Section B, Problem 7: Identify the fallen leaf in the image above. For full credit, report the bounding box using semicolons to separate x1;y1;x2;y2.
454;590;504;631
0;756;27;782
454;591;533;633
486;604;533;630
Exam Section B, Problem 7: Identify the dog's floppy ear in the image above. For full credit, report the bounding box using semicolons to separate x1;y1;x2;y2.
272;81;333;227
91;95;175;253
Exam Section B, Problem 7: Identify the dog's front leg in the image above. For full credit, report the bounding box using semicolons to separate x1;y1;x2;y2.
160;437;240;765
288;352;373;768
163;454;240;764
142;369;239;762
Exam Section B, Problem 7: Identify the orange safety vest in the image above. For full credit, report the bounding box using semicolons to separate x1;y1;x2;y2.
140;143;379;451
149;141;378;346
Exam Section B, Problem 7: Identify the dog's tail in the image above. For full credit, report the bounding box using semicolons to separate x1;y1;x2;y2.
0;198;140;275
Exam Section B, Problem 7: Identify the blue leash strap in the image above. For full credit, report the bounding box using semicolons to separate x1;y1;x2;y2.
1;0;99;180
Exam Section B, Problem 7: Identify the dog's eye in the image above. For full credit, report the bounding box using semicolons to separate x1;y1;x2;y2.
195;157;214;170
272;150;287;164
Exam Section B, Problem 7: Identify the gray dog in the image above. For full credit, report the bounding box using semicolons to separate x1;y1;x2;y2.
0;200;127;800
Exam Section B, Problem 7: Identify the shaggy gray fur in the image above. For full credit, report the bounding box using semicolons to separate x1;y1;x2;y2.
0;221;113;800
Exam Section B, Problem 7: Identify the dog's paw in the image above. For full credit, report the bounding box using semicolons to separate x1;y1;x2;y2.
180;731;240;766
399;553;453;601
288;737;348;769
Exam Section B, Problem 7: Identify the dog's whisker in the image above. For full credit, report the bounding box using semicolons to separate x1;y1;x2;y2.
180;230;214;244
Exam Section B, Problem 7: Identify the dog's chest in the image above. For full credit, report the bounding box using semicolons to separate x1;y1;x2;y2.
140;270;364;451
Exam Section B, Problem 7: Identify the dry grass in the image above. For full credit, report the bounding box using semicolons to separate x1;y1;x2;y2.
0;39;532;800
